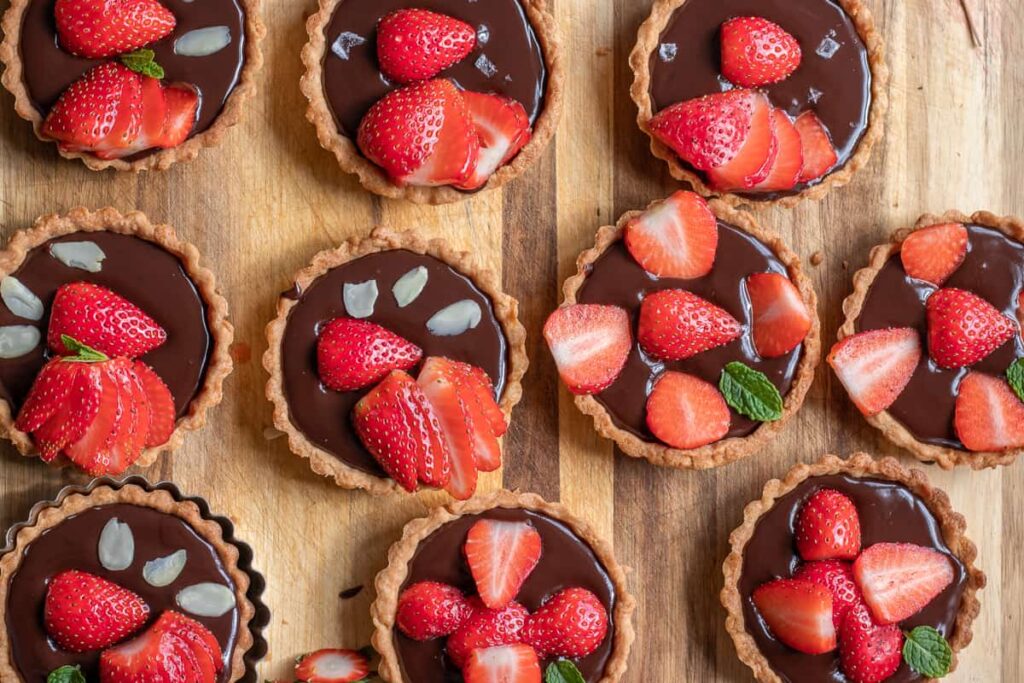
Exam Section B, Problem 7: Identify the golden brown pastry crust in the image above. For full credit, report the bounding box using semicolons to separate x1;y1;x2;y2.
721;452;985;683
838;210;1024;469
299;0;564;205
0;482;256;682
263;226;528;494
559;198;820;469
628;0;889;209
369;489;636;682
0;207;235;469
0;0;266;172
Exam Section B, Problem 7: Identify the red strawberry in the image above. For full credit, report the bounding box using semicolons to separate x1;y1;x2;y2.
827;328;921;416
352;370;450;492
155;611;224;679
954;372;1024;451
44;570;150;653
357;79;479;187
101;624;203;683
154;84;199;148
70;358;145;476
417;357;484;495
48;282;166;359
926;288;1015;369
645;371;730;450
751;579;837;655
456;91;532;190
376;8;476;84
132;360;175;447
853;542;955;625
794;111;838;183
752;109;803;192
464;519;542;610
623;190;719;279
839;602;903;683
649;90;776;190
446;598;528;668
746;272;811;358
794;560;863;632
900;222;968;286
452;360;507;438
397;581;473;640
442;360;502;471
317;318;423;391
543;304;631;395
55;0;176;59
720;16;802;88
795;489;861;561
463;644;541;683
521;588;608;659
637;289;742;361
294;648;370;683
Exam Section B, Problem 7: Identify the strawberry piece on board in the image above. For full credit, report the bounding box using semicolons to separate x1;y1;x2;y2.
397;581;473;641
543;304;632;395
839;602;904;683
44;570;150;653
521;587;609;659
954;371;1024;452
446;598;529;668
645;371;731;450
317;318;423;392
294;648;371;683
853;542;955;625
926;287;1015;369
900;223;969;286
624;190;719;279
751;109;804;192
48;282;166;359
795;489;862;561
464;519;542;610
746;272;812;358
794;111;838;183
752;578;837;655
720;16;802;88
794;560;864;632
55;0;176;59
827;327;921;417
638;289;742;361
456;91;532;191
463;644;542;683
376;8;476;84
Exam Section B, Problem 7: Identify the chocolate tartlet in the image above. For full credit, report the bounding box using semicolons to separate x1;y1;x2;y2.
371;490;635;682
0;478;262;682
0;0;265;170
722;453;984;683
839;210;1024;469
629;0;888;208
263;227;527;495
560;197;819;469
299;0;564;204
0;207;234;468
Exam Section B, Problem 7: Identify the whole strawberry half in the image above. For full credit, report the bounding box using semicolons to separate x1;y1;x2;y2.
294;648;370;683
637;289;742;361
827;327;921;417
357;79;479;187
465;519;542;610
464;644;542;683
839;602;903;683
752;578;836;655
954;371;1024;452
446;597;529;668
48;282;167;359
794;560;863;632
624;190;719;280
45;570;150;653
853;542;954;625
543;304;632;395
521;587;608;659
900;222;968;286
746;271;812;358
645;371;731;450
56;0;176;59
317;317;422;391
926;287;1016;369
720;16;802;88
397;581;473;641
795;488;862;561
377;8;477;84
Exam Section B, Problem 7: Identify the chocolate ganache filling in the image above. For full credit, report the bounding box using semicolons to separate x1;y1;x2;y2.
576;223;803;442
855;225;1024;449
738;474;967;683
322;0;546;138
648;0;871;197
6;503;240;682
280;249;508;478
395;508;617;682
0;232;211;420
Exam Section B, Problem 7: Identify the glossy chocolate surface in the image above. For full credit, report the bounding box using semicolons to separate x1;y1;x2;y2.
856;225;1024;448
395;508;617;682
7;503;239;682
0;232;211;419
280;249;508;478
20;0;246;143
739;474;967;683
322;0;546;137
648;0;871;196
576;224;803;440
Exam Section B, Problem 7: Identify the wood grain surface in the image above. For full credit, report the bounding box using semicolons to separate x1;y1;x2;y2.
0;0;1019;680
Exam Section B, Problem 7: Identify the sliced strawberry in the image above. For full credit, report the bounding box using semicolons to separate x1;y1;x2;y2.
463;644;542;683
357;79;479;187
521;587;608;659
102;626;204;683
446;598;529;668
623;190;718;279
421;358;500;472
751;578;837;655
48;282;166;359
63;361;125;475
464;519;542;610
853;542;955;625
926;288;1015;369
55;0;176;59
133;360;175;447
794;560;864;632
954;371;1024;451
105;361;151;475
44;570;150;653
33;361;115;464
543;304;631;395
839;602;903;683
294;648;370;683
645;371;730;450
637;289;742;361
155;84;199;148
452;362;507;438
746;272;811;358
317;318;423;392
155;611;224;676
794;111;838;183
900;222;969;286
456;91;532;190
720;16;802;88
14;359;77;434
752;109;803;192
139;75;168;142
795;489;861;562
827;328;921;416
397;581;473;640
376;8;477;84
706;93;777;191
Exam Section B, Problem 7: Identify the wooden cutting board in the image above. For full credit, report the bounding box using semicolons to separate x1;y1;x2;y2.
0;0;1016;679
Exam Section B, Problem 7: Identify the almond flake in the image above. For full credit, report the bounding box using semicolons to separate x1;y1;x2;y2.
343;280;378;318
176;582;236;617
0;326;40;358
174;26;232;57
0;277;43;320
98;518;135;571
392;266;429;307
143;549;188;587
49;241;106;272
426;299;482;336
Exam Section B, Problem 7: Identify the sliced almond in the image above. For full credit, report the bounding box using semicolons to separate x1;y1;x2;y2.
0;277;43;320
143;549;188;587
426;299;482;336
98;518;135;571
176;582;236;617
343;280;378;319
49;241;106;272
174;26;232;57
392;266;429;308
0;325;40;358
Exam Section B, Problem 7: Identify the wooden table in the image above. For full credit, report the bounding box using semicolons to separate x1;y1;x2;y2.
0;0;1017;679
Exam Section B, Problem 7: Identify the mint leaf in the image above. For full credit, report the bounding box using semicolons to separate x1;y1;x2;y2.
544;659;585;683
48;666;86;683
719;361;783;421
121;49;165;79
903;625;952;678
60;334;108;363
1008;358;1024;403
